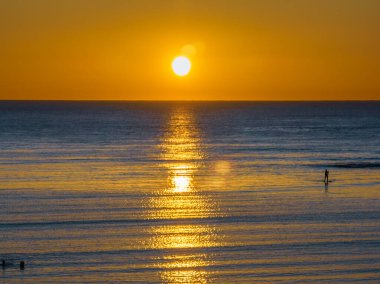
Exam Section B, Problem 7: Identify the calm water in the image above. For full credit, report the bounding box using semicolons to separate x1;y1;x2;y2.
0;101;379;283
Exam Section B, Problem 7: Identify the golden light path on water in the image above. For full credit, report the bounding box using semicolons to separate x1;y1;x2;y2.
145;108;222;283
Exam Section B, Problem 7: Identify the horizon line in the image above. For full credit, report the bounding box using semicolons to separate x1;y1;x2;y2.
1;99;380;102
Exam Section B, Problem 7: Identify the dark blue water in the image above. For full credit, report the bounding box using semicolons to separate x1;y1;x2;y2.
1;101;379;283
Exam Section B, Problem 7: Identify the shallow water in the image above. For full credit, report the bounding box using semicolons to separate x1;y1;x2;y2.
0;101;379;283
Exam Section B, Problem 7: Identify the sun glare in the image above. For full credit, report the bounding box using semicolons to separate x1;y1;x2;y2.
172;56;191;76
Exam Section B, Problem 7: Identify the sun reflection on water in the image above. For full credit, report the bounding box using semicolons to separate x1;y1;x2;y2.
169;164;195;193
160;109;203;194
144;107;221;283
172;174;191;193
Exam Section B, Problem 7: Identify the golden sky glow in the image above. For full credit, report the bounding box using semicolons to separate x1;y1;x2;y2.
1;0;380;100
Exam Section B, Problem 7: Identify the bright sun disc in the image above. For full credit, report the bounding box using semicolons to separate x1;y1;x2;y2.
172;56;191;76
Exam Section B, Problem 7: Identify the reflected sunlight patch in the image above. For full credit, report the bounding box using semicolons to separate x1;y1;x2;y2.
172;175;191;193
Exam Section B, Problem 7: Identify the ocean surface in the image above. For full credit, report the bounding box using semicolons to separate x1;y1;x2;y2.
0;101;379;283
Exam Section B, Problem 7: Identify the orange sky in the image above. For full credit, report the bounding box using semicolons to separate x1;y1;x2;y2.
1;0;379;100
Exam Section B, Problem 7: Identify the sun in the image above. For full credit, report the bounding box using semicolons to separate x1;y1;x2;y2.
172;56;191;76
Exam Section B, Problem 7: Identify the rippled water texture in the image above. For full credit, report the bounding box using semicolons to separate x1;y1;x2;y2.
0;101;379;283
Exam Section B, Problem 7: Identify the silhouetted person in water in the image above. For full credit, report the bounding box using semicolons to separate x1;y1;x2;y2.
324;169;329;184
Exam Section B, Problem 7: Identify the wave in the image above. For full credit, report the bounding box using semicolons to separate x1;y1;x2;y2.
328;162;380;169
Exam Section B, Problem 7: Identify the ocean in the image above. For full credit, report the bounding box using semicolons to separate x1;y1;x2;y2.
0;101;379;283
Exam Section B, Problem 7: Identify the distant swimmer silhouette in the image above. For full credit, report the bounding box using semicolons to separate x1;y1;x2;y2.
324;169;329;184
2;259;13;269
